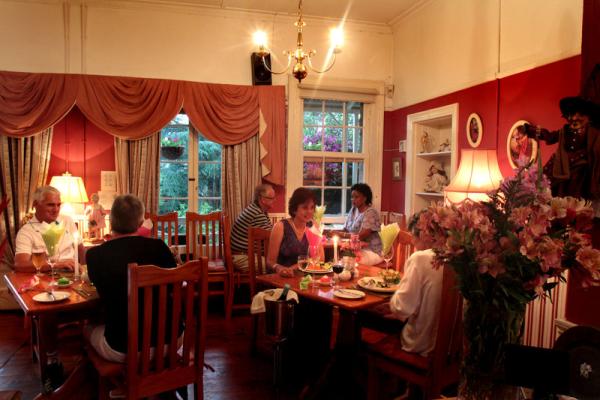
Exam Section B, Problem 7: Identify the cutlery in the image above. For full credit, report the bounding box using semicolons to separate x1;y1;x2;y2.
74;288;91;298
45;289;55;301
336;289;362;298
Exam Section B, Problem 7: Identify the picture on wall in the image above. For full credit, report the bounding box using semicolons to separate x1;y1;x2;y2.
506;120;538;169
466;113;483;148
392;157;403;180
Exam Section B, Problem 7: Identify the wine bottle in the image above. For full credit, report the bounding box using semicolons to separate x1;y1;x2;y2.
277;283;290;301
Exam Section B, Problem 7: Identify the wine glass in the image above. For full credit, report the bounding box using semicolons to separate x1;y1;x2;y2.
31;246;47;276
332;263;344;289
381;246;395;271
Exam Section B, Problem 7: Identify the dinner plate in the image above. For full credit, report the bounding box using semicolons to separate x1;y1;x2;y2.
32;291;70;303
299;266;332;275
357;277;400;293
333;289;365;300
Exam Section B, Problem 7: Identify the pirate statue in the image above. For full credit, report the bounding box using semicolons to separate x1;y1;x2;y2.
518;96;600;206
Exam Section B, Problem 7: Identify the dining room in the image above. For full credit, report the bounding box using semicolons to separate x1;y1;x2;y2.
1;0;600;399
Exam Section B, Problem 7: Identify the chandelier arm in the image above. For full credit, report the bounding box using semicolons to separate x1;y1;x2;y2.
306;53;337;74
261;54;293;75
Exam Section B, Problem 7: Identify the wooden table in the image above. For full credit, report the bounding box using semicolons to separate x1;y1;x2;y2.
4;272;100;397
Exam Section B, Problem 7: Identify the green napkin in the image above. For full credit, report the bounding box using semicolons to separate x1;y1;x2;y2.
379;222;400;255
313;205;326;227
41;222;66;257
299;275;312;290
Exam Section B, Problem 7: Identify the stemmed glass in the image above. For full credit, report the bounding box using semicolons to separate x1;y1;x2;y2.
31;246;46;277
381;246;395;271
332;263;344;289
41;223;65;292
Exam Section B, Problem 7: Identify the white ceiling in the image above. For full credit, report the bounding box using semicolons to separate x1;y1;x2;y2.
165;0;426;25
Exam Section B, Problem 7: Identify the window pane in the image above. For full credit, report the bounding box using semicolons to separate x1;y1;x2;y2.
306;188;322;206
198;199;221;214
303;99;323;125
324;100;344;126
161;126;189;161
324;128;342;152
346;128;363;153
169;114;189;125
160;162;189;198
159;198;188;217
198;163;221;198
324;189;342;215
303;158;322;186
303;126;322;151
346;160;364;186
198;135;221;162
324;159;342;186
345;189;352;213
347;102;363;126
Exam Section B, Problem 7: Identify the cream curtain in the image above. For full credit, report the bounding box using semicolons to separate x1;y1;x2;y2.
222;135;261;224
114;133;160;214
0;127;53;309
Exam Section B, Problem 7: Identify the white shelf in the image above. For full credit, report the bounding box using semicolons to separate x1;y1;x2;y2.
416;151;452;159
416;191;444;197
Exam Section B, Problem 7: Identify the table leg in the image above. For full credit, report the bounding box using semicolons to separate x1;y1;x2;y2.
35;314;59;393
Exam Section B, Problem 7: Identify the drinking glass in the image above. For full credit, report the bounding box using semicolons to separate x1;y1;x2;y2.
297;255;309;272
31;248;46;277
47;254;59;293
381;246;395;271
332;264;344;289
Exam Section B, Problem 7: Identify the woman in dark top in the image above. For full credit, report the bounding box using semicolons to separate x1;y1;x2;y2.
267;188;315;277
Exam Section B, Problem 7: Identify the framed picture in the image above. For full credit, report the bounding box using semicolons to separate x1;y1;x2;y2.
507;120;538;169
466;113;483;148
392;157;402;180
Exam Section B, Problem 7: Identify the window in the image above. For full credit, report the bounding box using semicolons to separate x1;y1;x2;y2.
302;99;365;215
159;114;222;218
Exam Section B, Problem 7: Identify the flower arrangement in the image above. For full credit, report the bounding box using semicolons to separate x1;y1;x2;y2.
412;161;600;398
161;135;181;147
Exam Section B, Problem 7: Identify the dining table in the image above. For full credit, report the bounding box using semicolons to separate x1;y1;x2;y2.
4;270;101;398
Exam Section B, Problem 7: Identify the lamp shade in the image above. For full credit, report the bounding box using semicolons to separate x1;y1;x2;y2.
444;149;503;203
49;172;89;204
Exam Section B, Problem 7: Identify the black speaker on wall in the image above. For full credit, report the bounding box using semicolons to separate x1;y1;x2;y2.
251;53;272;86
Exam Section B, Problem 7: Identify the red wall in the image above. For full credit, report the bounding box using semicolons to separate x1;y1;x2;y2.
382;55;600;328
47;107;115;197
382;55;581;212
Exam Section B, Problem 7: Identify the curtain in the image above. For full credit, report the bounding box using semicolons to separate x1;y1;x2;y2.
0;71;285;185
222;135;261;224
114;133;160;214
0;127;53;309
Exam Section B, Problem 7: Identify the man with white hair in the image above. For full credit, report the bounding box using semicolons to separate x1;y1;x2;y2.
14;186;78;273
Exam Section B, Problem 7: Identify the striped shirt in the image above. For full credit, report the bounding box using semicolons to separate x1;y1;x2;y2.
230;202;272;253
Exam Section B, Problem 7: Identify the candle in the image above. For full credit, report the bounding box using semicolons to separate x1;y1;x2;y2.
333;235;339;264
73;230;79;278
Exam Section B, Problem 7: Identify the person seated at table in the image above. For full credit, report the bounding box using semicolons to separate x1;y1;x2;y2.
14;186;79;273
230;184;275;272
332;183;383;265
85;194;177;363
267;187;314;277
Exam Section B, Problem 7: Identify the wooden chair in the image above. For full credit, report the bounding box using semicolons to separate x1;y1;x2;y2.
366;268;463;400
388;211;407;230
394;230;414;272
87;259;209;399
186;211;234;319
149;212;179;246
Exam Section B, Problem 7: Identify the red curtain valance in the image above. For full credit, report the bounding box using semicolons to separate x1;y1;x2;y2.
0;71;285;185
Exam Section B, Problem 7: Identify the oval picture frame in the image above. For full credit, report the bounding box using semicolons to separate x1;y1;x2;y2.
466;113;483;148
506;120;538;169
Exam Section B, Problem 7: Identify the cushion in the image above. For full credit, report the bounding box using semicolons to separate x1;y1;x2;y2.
368;334;430;370
207;259;226;272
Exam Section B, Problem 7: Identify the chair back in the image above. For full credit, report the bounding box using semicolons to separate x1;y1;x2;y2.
149;212;179;246
126;259;208;399
388;212;407;230
430;267;463;394
247;227;271;298
185;211;232;265
394;230;414;272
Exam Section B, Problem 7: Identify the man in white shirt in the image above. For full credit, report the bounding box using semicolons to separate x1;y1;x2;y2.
14;186;78;273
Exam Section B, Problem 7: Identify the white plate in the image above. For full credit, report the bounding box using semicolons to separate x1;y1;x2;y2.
32;291;70;303
357;277;400;293
333;289;365;300
299;266;332;275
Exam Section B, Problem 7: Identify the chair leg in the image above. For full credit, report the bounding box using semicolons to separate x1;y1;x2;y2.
225;276;233;320
367;355;380;400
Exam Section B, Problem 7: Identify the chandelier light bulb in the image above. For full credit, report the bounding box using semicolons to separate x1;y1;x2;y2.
253;30;268;51
330;27;344;52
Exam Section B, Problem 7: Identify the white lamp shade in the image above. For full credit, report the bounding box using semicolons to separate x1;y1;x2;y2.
444;149;503;204
49;172;89;204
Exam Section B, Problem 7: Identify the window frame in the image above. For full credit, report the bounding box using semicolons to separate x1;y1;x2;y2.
286;76;385;224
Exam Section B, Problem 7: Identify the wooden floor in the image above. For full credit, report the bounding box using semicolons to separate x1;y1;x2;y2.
0;305;371;400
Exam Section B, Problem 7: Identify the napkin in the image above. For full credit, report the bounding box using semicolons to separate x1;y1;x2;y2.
41;221;66;256
18;275;40;293
313;205;326;228
250;288;299;314
379;222;400;255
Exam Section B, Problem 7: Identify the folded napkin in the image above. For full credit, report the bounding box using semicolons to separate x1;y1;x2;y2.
379;222;400;255
250;288;299;314
18;275;40;293
313;205;326;228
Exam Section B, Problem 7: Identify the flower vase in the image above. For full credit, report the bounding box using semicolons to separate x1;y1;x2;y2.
458;300;525;400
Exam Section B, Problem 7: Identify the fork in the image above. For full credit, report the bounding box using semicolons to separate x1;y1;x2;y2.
45;288;55;301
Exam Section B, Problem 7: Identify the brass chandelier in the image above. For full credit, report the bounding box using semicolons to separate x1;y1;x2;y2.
253;0;344;83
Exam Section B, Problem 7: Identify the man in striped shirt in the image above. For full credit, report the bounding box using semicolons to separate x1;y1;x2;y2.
230;184;275;271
